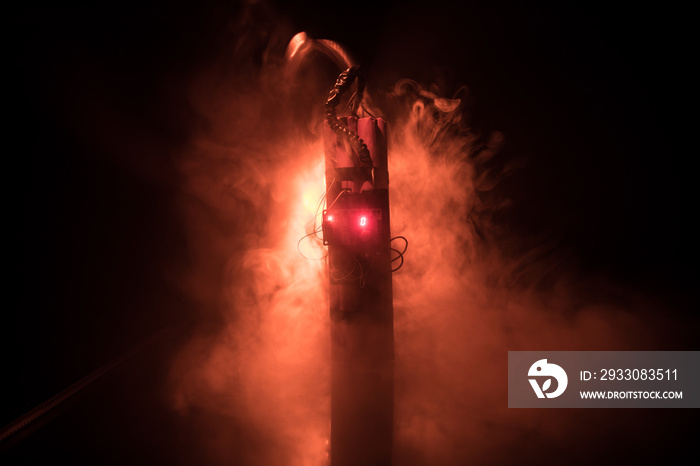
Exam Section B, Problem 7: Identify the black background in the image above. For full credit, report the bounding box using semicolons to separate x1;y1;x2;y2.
4;0;696;464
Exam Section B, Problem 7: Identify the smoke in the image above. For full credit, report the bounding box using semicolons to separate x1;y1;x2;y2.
384;84;692;465
166;12;333;464
164;2;696;465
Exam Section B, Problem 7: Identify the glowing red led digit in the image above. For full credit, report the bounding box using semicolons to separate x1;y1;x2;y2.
360;216;367;226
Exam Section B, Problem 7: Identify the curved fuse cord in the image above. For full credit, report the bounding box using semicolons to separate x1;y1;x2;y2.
324;66;374;168
390;236;408;272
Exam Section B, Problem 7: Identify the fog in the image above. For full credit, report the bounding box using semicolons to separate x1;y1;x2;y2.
5;1;695;465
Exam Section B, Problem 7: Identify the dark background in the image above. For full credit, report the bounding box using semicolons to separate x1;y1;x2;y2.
4;0;696;464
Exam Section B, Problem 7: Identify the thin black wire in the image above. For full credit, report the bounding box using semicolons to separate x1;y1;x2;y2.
389;236;408;272
343;90;360;117
390;247;405;272
390;235;408;255
360;105;377;119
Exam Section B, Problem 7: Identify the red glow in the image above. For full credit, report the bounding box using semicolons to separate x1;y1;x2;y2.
166;27;691;466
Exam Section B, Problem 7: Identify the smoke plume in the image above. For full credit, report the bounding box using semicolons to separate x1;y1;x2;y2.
165;2;696;465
